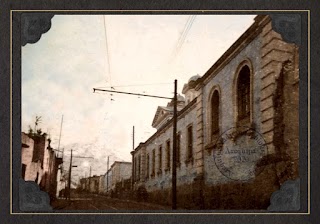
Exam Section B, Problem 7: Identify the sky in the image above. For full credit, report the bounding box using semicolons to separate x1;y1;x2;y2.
22;14;256;177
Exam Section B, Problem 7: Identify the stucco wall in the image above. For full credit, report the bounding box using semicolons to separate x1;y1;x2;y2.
21;133;34;165
103;170;112;193
108;162;132;191
21;133;43;183
142;102;198;191
202;34;263;186
119;163;132;181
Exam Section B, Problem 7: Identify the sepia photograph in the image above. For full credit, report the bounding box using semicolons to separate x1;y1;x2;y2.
20;13;301;212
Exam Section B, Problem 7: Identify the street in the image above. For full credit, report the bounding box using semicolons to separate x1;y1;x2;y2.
52;193;170;210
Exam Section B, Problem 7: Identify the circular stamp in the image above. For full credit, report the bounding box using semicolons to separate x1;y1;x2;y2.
213;126;268;181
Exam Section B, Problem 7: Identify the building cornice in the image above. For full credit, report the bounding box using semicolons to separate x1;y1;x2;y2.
133;98;198;154
197;15;271;89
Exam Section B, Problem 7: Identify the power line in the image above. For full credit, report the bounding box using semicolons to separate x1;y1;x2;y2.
176;16;193;48
93;88;173;100
175;15;196;54
103;15;112;85
178;15;196;52
171;15;197;59
94;82;171;89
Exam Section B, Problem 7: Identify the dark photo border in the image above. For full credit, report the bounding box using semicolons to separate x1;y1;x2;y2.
1;1;319;224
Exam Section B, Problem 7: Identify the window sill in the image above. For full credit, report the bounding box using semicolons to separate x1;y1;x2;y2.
205;132;220;152
185;158;193;166
236;116;251;128
235;121;256;139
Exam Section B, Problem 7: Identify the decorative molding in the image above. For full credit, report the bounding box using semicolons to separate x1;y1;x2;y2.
268;178;300;211
19;179;53;211
21;13;54;46
270;14;301;45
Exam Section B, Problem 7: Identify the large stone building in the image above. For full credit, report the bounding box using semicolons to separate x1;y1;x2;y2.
131;15;299;209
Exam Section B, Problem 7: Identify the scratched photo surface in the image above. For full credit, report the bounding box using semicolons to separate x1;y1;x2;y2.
20;14;300;211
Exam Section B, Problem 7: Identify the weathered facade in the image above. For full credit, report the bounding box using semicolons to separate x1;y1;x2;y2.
88;175;100;194
21;132;63;199
79;177;87;191
103;169;112;194
98;175;105;194
107;161;132;193
78;162;131;196
132;15;299;209
21;132;43;184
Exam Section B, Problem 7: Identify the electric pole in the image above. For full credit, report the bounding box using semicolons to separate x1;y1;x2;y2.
106;156;109;193
67;150;93;199
84;172;87;191
133;126;135;150
172;79;177;210
132;126;135;191
57;115;64;157
68;149;73;202
93;79;179;209
89;166;92;193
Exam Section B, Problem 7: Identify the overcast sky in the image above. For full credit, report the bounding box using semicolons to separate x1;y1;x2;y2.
22;14;256;177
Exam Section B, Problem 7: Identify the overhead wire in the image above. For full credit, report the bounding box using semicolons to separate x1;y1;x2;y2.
94;82;174;102
175;15;196;55
102;15;112;85
173;16;192;54
171;15;197;60
93;88;173;100
94;82;172;89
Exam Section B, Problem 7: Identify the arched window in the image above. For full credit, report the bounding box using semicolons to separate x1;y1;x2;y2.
211;90;220;138
237;65;251;123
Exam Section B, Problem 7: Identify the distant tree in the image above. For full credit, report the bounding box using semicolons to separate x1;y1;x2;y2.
27;116;49;138
28;125;33;135
36;128;42;135
34;116;42;133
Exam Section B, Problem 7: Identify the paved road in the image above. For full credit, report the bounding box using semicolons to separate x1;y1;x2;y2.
52;194;170;211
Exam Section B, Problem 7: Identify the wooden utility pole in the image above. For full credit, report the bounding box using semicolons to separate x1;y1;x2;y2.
84;172;87;191
88;166;92;193
172;79;177;210
131;126;135;190
106;156;109;193
133;126;135;150
64;180;67;200
68;149;73;202
66;150;93;200
93;81;178;208
57;115;63;157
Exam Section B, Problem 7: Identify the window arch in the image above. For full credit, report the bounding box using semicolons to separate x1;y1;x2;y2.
211;90;220;138
237;65;251;123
